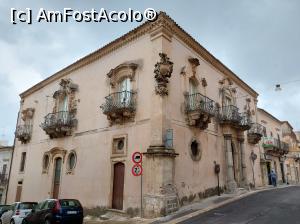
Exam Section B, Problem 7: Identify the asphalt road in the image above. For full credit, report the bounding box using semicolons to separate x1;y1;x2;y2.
180;186;300;224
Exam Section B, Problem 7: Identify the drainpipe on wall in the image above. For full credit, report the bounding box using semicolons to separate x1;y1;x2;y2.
5;101;21;204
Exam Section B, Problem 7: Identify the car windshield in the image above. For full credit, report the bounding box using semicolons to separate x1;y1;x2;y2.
59;200;81;208
19;203;37;210
0;205;10;211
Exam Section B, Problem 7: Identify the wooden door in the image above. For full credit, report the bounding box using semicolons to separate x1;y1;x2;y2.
15;185;22;201
112;162;125;210
53;158;62;199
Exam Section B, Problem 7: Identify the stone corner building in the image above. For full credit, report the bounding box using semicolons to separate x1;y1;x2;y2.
9;12;268;218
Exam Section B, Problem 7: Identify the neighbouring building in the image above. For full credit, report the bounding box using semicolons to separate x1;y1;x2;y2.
0;143;13;204
281;121;300;184
7;12;295;218
257;108;288;186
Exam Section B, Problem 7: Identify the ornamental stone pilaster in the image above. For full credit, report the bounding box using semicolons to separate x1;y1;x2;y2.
224;134;237;193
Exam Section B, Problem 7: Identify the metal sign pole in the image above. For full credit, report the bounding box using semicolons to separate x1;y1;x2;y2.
141;161;143;218
217;172;220;196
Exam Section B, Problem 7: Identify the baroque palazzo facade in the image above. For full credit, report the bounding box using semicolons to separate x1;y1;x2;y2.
7;12;296;218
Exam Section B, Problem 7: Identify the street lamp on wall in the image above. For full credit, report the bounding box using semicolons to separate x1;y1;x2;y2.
274;79;300;91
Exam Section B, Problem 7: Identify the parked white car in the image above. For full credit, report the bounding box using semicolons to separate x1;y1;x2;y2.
0;202;37;224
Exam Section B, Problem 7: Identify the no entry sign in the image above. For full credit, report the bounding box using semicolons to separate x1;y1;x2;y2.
132;152;142;164
132;163;143;176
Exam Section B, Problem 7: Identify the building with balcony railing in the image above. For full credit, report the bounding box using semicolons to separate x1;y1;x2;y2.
184;92;215;129
100;91;137;125
262;137;289;155
41;111;77;139
8;13;280;217
0;144;13;204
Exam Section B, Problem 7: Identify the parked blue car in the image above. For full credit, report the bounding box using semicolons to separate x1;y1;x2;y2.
22;199;83;224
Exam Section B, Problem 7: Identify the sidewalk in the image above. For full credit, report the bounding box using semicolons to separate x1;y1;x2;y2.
84;184;293;224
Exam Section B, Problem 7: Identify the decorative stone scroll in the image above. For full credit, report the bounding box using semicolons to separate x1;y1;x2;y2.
154;53;174;96
188;57;200;76
21;108;35;121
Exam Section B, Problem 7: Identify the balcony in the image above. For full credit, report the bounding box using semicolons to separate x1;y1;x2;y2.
184;92;215;129
15;125;32;144
0;173;8;186
218;105;252;131
247;123;264;144
41;111;77;138
262;137;289;155
281;142;289;154
100;91;137;125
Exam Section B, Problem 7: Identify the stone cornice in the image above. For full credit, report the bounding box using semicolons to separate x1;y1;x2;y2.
20;12;258;98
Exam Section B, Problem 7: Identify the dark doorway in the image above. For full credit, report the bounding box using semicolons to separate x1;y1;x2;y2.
112;162;125;210
15;185;22;202
266;162;272;185
280;162;286;183
231;142;237;183
53;157;62;199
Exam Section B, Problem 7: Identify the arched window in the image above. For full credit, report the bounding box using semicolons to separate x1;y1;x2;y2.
67;151;77;171
189;139;202;161
58;94;69;112
118;77;131;105
42;154;50;172
189;79;198;95
189;79;198;110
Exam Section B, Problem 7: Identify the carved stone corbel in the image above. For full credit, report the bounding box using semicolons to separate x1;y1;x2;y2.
154;53;173;96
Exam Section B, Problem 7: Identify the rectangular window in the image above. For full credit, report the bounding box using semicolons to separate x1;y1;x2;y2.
20;152;26;172
263;126;267;137
2;164;7;174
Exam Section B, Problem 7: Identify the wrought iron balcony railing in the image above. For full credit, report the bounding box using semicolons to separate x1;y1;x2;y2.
247;123;264;144
218;105;242;124
15;124;32;143
41;111;77;138
100;91;137;124
184;93;215;116
218;105;252;130
262;137;289;154
184;92;216;129
281;141;289;153
248;123;264;136
0;173;8;186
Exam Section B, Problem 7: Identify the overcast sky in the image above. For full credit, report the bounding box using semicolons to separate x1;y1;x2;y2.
0;0;299;145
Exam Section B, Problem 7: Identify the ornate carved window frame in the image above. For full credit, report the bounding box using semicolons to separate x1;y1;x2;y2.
52;79;79;114
107;63;138;90
42;153;50;174
111;134;128;158
66;150;77;174
219;78;237;107
189;138;202;161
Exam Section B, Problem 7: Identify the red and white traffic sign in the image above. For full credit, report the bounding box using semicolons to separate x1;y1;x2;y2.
132;163;143;176
132;152;142;164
